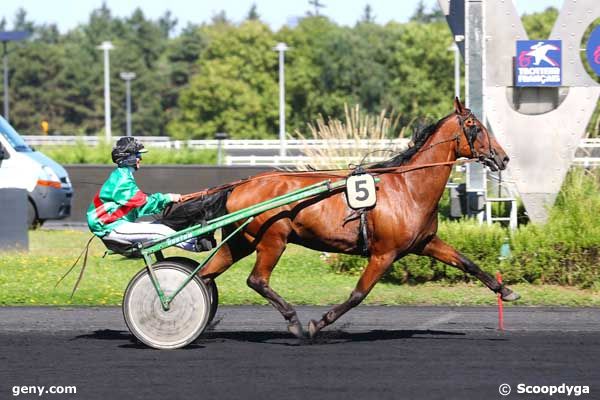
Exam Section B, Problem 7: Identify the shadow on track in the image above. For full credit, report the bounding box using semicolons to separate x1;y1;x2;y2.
73;329;130;341
72;329;206;350
72;328;507;349
198;329;476;345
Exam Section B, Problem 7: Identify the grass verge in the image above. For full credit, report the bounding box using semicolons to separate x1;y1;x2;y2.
0;230;599;307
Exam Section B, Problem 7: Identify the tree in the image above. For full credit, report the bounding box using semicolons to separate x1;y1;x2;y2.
246;3;260;21
361;4;375;24
0;2;464;140
158;11;178;38
5;4;175;135
276;16;404;135
168;21;279;139
385;21;455;124
522;7;559;39
13;8;35;32
162;24;207;127
211;11;230;25
410;1;444;24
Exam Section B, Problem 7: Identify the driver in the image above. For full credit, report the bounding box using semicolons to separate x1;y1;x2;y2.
86;137;212;252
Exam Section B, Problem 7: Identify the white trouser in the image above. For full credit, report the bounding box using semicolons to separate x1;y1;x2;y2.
104;221;196;252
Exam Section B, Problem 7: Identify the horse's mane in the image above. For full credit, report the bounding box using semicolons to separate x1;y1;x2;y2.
369;113;452;169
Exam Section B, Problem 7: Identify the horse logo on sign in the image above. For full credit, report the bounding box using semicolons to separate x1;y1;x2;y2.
524;42;560;66
515;40;562;86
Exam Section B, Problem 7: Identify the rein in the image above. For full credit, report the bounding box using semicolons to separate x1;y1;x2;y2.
180;113;483;202
180;160;475;203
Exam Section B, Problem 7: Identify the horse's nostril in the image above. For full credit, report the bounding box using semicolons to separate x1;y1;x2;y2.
503;156;510;163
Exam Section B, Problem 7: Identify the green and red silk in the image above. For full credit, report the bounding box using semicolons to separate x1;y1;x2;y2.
87;167;171;237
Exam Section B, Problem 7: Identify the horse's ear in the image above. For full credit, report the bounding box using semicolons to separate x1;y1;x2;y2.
453;97;465;115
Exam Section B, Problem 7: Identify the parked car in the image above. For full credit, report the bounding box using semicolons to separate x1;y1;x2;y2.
0;116;72;227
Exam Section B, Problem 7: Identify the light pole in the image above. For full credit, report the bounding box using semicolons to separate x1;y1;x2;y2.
273;42;289;158
119;71;136;137
215;132;228;165
448;35;464;99
0;31;29;122
448;43;460;99
98;41;114;142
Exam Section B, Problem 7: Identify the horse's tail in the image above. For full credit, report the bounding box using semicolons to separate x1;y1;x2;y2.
159;187;233;231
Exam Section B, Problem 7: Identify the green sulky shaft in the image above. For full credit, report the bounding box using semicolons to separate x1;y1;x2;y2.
142;178;348;255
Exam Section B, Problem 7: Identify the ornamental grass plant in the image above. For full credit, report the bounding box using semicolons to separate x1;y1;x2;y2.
296;104;409;170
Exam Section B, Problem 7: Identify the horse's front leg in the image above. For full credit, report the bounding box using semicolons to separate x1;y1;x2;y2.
419;235;520;301
308;252;396;339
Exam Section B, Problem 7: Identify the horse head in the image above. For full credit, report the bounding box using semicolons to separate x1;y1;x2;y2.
452;97;509;171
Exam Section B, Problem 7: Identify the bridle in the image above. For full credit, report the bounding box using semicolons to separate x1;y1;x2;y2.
413;111;495;162
456;112;495;161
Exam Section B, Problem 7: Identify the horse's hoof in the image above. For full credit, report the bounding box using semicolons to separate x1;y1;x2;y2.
287;321;305;339
308;319;320;339
501;290;521;302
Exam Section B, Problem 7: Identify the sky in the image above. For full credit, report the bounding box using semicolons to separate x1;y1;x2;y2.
0;0;566;34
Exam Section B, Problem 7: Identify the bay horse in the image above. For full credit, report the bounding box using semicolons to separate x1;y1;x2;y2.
161;97;519;339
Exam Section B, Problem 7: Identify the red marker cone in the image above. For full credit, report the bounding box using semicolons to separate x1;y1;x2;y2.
496;271;504;331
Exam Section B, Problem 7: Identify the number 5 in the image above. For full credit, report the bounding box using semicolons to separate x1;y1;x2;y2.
354;180;369;201
346;174;377;209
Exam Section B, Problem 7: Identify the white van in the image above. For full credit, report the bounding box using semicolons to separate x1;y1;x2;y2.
0;116;73;227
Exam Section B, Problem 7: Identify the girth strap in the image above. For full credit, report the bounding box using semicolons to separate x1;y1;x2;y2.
343;208;370;256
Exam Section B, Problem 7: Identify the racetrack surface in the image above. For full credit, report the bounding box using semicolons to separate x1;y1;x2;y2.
1;306;599;400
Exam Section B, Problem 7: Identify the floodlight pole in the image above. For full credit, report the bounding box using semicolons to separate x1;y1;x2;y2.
2;42;8;121
448;35;464;100
1;31;29;122
120;72;136;137
273;42;289;158
454;42;460;98
98;41;114;142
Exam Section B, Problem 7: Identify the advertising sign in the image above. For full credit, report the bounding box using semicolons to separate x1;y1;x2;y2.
515;40;562;86
586;25;600;76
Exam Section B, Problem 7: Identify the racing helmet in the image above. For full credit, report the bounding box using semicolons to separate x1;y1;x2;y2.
111;137;148;169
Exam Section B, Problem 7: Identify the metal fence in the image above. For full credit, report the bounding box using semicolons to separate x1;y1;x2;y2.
22;135;600;166
23;135;409;148
575;138;600;166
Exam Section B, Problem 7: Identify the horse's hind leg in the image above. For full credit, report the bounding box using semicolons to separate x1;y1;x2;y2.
199;227;254;280
246;236;304;338
308;252;396;339
419;235;520;301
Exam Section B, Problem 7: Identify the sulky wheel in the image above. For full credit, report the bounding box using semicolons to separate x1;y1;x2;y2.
164;257;219;324
123;261;210;349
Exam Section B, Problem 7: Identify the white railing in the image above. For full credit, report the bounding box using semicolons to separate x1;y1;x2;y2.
22;135;600;166
574;138;600;166
224;155;397;166
22;135;172;146
580;138;600;147
22;135;410;149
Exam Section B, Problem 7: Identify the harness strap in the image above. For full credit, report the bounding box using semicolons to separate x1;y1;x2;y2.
180;159;476;203
55;235;96;299
342;208;371;256
359;211;369;256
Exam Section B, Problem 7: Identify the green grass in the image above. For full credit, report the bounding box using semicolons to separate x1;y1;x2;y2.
1;230;599;307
